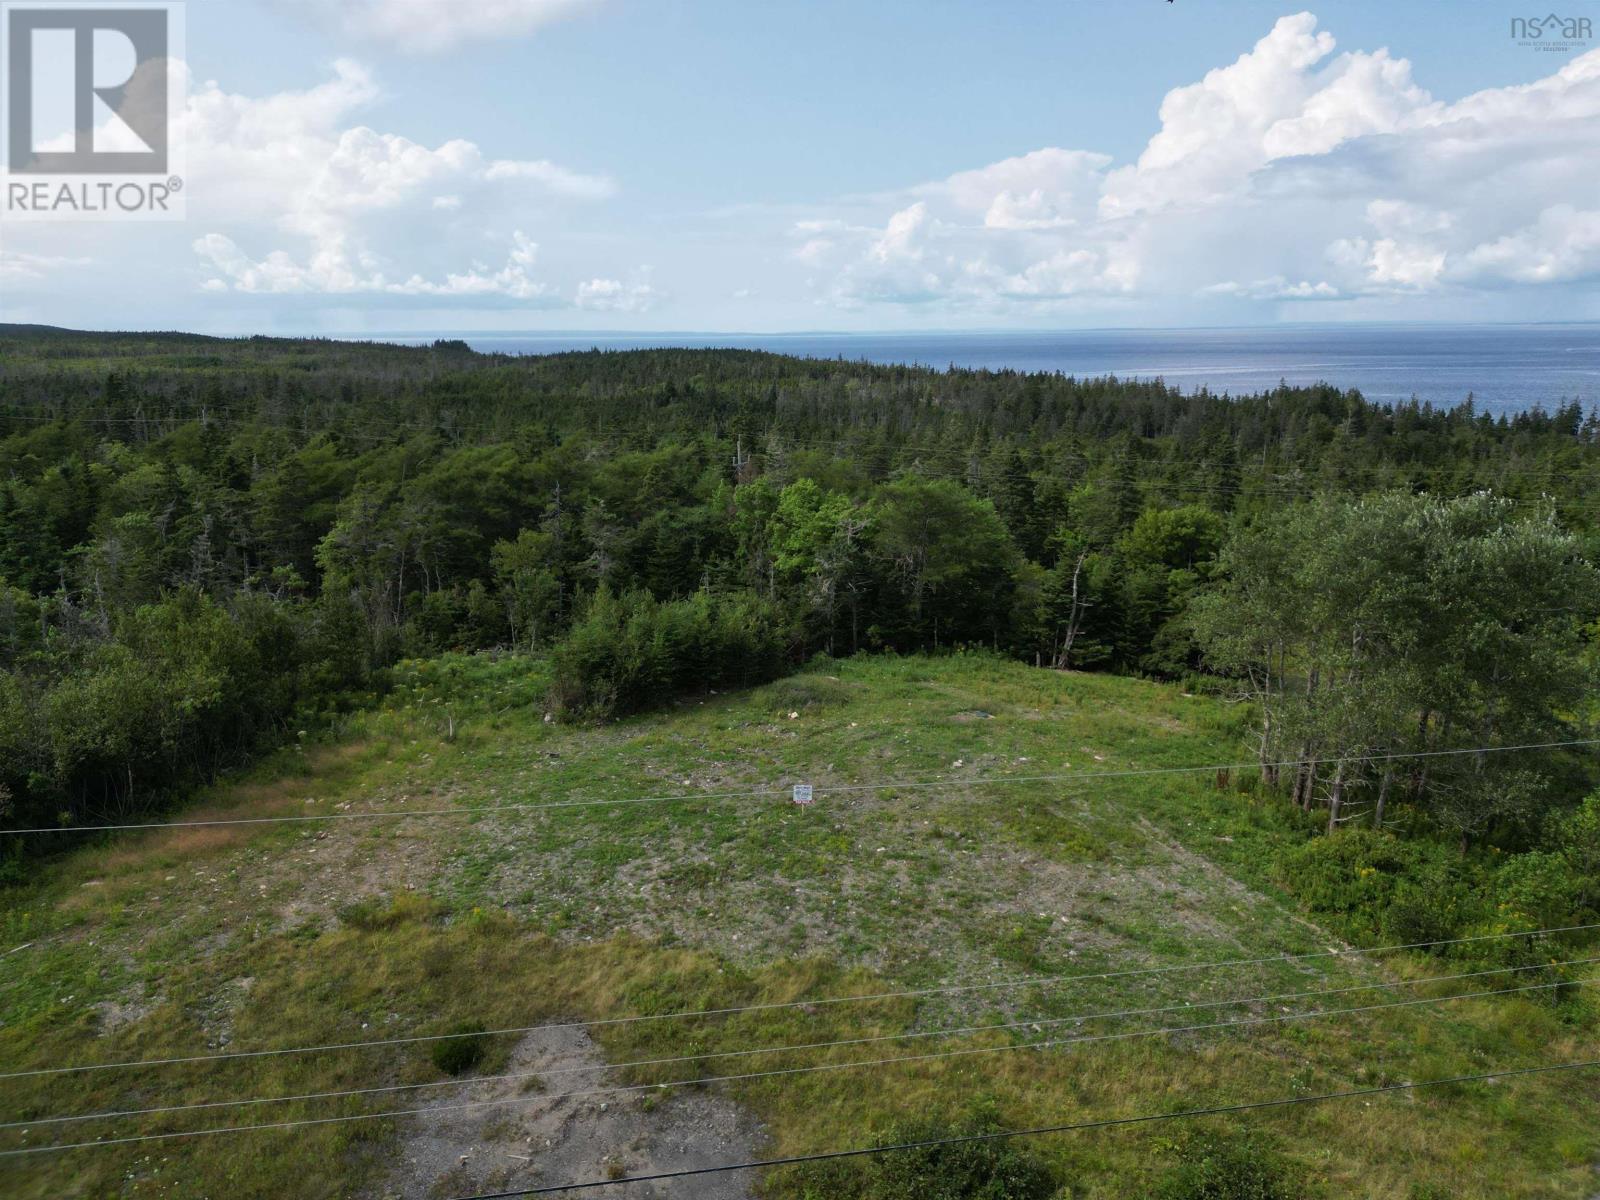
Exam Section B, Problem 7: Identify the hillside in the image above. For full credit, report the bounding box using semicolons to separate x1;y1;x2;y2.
3;654;1596;1198
5;329;1598;856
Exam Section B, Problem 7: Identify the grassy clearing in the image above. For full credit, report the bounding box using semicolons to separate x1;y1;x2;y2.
1;652;1596;1198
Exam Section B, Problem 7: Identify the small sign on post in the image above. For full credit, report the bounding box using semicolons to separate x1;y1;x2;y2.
792;783;814;807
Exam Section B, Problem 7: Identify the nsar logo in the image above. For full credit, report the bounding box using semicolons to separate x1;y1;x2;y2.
1510;12;1592;52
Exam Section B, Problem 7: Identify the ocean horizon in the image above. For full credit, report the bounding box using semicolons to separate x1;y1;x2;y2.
354;323;1600;417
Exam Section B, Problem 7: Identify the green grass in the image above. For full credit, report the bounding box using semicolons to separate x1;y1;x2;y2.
1;651;1596;1198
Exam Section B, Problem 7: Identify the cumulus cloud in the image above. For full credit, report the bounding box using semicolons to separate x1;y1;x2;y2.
10;8;1600;328
933;148;1110;230
196;229;557;299
180;60;613;301
816;156;1134;308
281;0;602;53
795;12;1600;315
1458;206;1600;284
0;250;92;283
1202;277;1341;300
575;275;662;313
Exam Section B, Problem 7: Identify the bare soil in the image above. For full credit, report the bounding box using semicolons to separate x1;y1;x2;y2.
374;1027;763;1200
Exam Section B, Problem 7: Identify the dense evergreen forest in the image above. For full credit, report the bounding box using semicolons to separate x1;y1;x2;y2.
3;326;1599;933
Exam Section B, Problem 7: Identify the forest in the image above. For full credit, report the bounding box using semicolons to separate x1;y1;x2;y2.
2;324;1599;951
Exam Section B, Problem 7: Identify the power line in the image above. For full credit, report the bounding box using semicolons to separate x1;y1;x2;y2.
9;736;1598;836
448;1056;1600;1198
6;919;1594;1084
15;956;1590;1132
2;977;1585;1158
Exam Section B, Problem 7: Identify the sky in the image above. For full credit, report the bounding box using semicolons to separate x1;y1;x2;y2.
1;0;1598;334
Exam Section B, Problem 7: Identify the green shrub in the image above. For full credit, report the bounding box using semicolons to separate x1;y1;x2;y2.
403;581;509;654
789;1111;1056;1200
549;585;793;716
0;586;388;854
1379;880;1460;948
430;1021;489;1075
1548;792;1600;916
1276;829;1482;946
1277;821;1600;968
1150;1131;1309;1200
1494;850;1582;930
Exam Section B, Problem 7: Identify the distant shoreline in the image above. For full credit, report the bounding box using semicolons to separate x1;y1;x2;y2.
344;325;1600;415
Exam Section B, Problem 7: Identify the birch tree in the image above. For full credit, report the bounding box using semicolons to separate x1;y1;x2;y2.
1192;492;1596;840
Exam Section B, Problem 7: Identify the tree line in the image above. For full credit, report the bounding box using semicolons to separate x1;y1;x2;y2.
1;327;1597;891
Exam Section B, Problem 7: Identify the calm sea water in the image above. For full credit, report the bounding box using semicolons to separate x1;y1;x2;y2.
368;324;1600;416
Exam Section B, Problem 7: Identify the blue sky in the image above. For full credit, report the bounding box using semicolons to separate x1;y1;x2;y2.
3;0;1599;332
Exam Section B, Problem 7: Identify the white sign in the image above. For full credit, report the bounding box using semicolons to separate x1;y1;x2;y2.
791;784;814;806
2;2;189;222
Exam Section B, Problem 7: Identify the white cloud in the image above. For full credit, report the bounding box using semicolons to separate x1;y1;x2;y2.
10;9;1600;330
1458;206;1600;284
0;55;641;323
1202;277;1341;300
575;275;662;313
196;229;557;300
1366;239;1447;289
178;61;613;301
482;158;616;199
1365;199;1452;238
933;148;1109;230
0;250;91;283
818;156;1134;307
793;237;834;266
871;203;931;264
793;13;1600;315
793;219;852;235
283;0;603;53
1098;13;1430;218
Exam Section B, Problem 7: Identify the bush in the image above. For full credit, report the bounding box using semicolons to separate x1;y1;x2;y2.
1547;792;1600;917
1150;1131;1309;1200
1276;829;1482;946
789;1111;1057;1200
1;588;334;842
1275;818;1600;970
430;1021;489;1076
549;585;793;717
1378;880;1460;949
1494;850;1582;931
403;581;509;654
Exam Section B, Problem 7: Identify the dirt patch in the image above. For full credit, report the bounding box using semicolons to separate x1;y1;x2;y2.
375;1027;762;1200
273;825;447;933
91;984;154;1036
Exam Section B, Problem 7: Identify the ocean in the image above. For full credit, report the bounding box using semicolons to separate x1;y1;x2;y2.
369;324;1600;417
